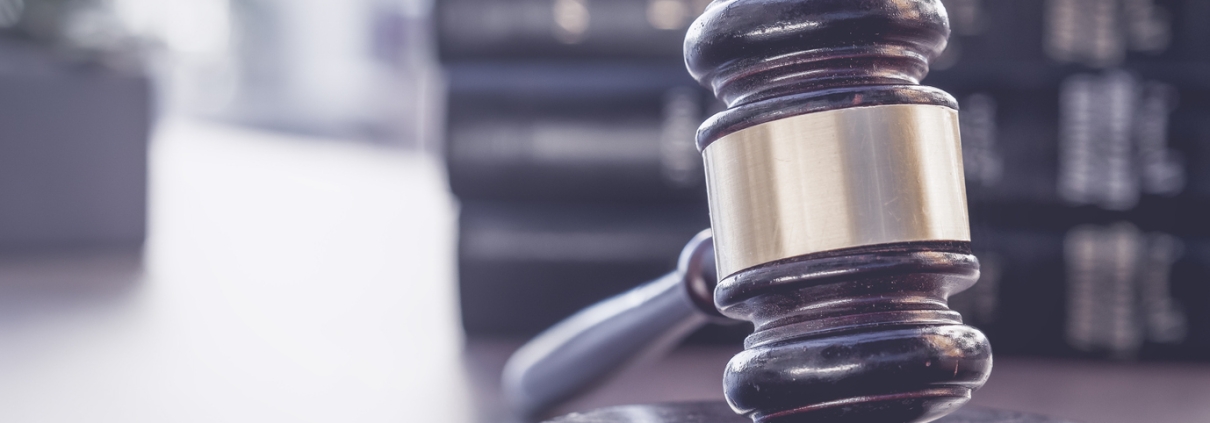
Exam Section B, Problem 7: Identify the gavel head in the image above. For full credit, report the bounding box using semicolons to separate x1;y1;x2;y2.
685;1;992;423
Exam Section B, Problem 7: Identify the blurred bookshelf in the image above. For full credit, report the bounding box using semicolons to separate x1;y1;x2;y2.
438;0;1210;362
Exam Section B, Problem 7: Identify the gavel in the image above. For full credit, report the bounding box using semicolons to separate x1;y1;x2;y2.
503;1;1007;422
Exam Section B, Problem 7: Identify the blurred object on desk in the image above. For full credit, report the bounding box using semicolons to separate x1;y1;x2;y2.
0;0;151;250
0;118;471;422
119;0;438;147
0;0;147;63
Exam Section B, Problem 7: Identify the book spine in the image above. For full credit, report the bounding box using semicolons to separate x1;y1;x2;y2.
445;64;713;202
933;0;1210;69
930;71;1210;223
457;201;710;336
436;0;708;62
954;223;1210;361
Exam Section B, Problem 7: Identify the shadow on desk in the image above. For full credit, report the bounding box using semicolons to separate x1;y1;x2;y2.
0;248;144;323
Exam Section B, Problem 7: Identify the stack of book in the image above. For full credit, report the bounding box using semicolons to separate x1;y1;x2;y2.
437;0;720;337
931;0;1210;361
442;0;1210;361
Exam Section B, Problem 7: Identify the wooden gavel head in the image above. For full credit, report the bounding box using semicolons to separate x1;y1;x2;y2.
685;1;992;422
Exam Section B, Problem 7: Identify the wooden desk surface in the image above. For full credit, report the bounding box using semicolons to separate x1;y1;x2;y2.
0;119;1206;423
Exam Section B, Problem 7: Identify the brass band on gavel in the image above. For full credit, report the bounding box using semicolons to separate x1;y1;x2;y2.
703;104;970;278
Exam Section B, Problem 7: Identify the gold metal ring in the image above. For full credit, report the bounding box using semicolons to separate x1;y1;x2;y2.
703;104;971;278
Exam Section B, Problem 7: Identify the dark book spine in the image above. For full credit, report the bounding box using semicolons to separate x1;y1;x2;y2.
436;0;709;62
457;201;710;336
925;71;1210;226
445;64;714;202
952;223;1210;362
917;3;1210;360
932;0;1210;70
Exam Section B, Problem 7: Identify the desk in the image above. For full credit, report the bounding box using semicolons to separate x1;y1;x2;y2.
0;119;1206;423
0;120;470;422
465;339;1210;423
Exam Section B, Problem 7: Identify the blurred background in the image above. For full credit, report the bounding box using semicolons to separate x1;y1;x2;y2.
0;0;1208;422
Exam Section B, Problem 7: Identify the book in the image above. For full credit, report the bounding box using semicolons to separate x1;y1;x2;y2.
934;0;1210;71
458;201;711;336
436;0;708;62
955;222;1210;361
442;0;1210;356
927;70;1210;219
445;63;713;202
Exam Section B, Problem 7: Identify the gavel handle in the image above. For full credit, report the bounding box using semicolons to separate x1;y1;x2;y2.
502;230;719;419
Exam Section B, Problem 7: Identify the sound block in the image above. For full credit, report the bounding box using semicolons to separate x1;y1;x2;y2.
546;401;1075;423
